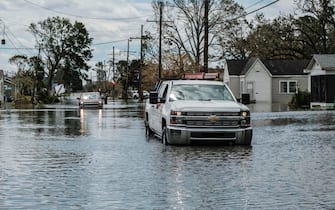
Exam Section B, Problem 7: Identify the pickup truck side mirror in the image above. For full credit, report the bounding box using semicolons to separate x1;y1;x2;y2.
149;91;158;104
159;97;166;103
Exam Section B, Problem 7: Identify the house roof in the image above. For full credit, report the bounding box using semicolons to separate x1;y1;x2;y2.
241;57;257;75
306;54;335;71
226;58;309;76
225;60;248;75
261;59;310;75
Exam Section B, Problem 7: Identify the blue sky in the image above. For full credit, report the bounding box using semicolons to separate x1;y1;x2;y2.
0;0;296;77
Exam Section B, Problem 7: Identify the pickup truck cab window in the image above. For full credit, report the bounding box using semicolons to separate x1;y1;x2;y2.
158;84;169;103
169;84;235;102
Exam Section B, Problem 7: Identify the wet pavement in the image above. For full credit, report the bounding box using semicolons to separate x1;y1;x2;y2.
0;100;334;209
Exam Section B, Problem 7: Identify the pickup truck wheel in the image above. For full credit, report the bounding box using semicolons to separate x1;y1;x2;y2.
145;123;153;136
162;126;169;145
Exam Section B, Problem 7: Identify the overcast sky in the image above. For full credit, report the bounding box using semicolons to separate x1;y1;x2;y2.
0;0;296;77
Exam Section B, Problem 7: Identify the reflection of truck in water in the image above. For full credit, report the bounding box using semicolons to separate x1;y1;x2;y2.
145;80;252;145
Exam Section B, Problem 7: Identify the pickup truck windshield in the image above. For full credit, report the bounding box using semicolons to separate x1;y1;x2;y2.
169;84;235;102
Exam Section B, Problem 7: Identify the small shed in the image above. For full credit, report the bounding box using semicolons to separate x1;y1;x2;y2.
305;54;335;109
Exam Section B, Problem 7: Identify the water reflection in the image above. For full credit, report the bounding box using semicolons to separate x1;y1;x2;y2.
247;102;304;112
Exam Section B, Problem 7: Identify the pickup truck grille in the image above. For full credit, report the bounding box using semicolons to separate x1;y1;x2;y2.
186;120;239;127
186;112;240;116
171;111;242;128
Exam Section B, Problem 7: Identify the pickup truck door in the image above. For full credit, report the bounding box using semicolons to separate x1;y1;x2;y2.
150;83;169;136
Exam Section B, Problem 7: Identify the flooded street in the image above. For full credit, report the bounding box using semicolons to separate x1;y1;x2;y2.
0;100;334;209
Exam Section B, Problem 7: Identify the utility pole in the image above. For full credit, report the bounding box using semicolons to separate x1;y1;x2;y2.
112;46;115;97
112;46;115;78
126;38;131;98
147;1;168;80
0;20;5;107
139;24;144;100
158;1;163;79
203;0;209;73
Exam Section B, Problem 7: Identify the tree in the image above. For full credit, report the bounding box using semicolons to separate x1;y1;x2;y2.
243;15;306;59
28;56;45;100
151;0;245;72
9;54;45;101
116;60;128;99
9;55;32;96
294;0;335;54
9;55;29;73
240;0;335;59
29;16;93;91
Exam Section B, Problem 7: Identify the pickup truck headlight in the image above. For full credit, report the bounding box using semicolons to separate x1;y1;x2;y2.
171;111;183;116
170;111;185;125
241;111;249;117
240;111;251;127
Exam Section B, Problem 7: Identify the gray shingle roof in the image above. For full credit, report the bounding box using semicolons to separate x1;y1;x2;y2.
226;60;248;75
226;58;309;76
261;59;310;75
310;54;335;71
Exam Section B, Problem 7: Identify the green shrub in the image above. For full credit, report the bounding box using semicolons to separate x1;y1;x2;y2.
290;90;310;108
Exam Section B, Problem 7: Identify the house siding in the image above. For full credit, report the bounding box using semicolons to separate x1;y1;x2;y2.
272;76;309;104
245;62;271;102
228;76;241;99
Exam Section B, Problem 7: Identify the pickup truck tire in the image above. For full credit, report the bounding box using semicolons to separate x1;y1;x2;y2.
145;120;153;136
145;125;153;136
162;126;169;145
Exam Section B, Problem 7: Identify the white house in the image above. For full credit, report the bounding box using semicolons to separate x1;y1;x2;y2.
304;54;335;109
225;58;310;105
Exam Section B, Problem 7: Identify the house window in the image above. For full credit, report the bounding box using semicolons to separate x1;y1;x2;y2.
280;81;297;94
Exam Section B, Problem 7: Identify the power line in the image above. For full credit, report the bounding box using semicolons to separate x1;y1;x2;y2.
0;19;37;58
245;0;266;10
218;0;280;23
0;47;35;50
5;26;34;55
23;0;152;21
243;0;280;18
93;38;129;46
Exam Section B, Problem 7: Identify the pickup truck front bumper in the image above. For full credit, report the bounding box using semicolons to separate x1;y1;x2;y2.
166;126;252;145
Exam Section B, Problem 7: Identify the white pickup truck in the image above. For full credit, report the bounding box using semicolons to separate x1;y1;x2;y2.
144;80;252;145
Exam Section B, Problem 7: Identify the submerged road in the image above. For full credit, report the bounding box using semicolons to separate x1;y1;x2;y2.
0;100;334;209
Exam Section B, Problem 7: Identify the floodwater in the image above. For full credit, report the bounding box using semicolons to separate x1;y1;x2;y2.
0;100;334;209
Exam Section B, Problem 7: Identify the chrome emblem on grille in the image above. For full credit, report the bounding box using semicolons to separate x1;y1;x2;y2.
208;115;218;122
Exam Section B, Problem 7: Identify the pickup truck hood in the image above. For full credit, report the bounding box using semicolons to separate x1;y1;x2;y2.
169;100;247;112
